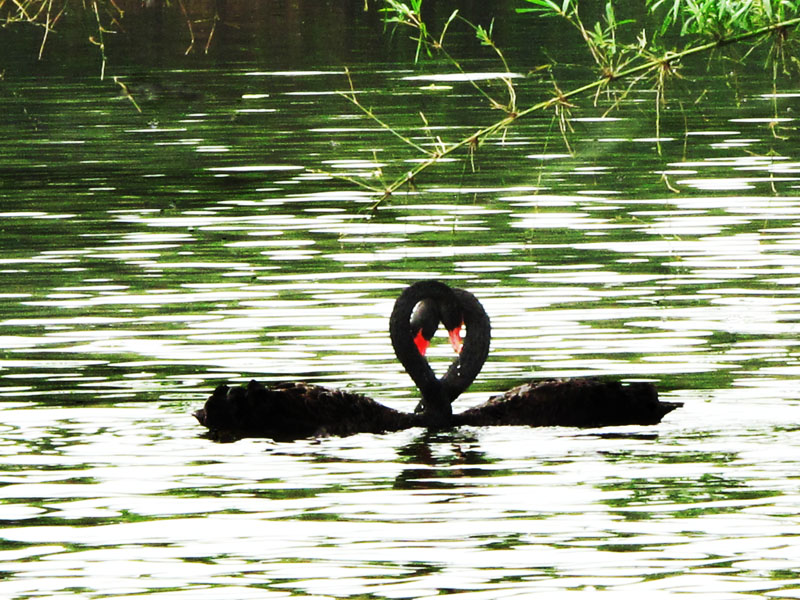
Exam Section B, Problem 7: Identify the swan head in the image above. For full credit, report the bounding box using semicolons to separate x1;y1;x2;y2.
410;297;464;356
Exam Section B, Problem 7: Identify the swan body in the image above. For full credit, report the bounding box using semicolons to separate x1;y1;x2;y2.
194;380;421;442
455;378;680;428
194;281;681;440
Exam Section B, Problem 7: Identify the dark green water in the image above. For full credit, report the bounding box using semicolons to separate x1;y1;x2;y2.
1;2;800;597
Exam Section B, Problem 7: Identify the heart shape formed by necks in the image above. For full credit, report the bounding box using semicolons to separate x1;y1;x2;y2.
390;280;491;427
410;298;464;356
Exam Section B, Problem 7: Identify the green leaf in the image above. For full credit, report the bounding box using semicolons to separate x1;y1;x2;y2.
515;0;563;15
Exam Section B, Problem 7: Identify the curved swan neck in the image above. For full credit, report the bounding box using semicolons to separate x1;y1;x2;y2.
390;280;491;426
390;280;453;386
442;287;491;401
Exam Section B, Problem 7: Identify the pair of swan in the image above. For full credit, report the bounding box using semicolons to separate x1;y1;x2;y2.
194;281;680;440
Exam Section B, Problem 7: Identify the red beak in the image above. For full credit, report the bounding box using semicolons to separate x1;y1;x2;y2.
414;330;431;356
448;326;463;354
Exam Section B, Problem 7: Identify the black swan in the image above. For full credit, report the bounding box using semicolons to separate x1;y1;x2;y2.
193;280;681;440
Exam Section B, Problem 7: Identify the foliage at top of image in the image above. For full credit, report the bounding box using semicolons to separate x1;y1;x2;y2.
344;0;800;207
521;0;800;38
649;0;800;38
0;0;222;78
517;0;800;76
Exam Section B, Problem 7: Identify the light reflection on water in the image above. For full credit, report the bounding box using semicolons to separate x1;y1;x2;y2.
0;400;798;598
2;60;800;598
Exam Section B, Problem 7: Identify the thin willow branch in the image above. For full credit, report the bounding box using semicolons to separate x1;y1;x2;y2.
90;0;106;80
204;10;219;54
177;0;195;55
113;75;142;113
338;67;431;156
37;0;53;60
386;3;517;114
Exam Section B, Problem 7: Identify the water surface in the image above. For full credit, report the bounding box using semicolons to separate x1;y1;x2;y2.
1;3;800;597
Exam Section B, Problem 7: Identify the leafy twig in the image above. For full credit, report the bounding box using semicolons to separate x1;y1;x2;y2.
362;14;800;208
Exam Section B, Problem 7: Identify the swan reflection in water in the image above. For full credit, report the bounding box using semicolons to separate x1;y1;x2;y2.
194;281;681;441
